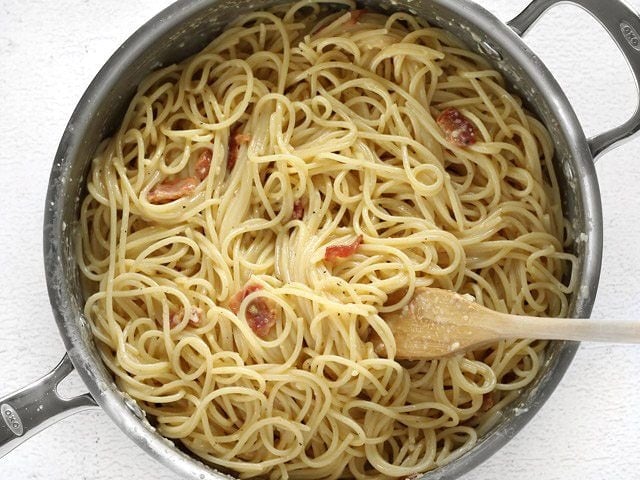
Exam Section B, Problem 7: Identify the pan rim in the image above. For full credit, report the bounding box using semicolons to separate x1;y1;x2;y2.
43;0;602;479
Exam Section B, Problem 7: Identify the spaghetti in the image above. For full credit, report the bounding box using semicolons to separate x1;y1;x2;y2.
78;2;577;478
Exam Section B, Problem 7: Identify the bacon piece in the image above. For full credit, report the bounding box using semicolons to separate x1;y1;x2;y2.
229;283;277;338
346;9;367;25
195;149;212;181
229;284;263;313
169;307;204;328
436;107;476;147
292;199;305;220
481;392;495;412
148;177;198;204
324;234;363;262
227;128;251;172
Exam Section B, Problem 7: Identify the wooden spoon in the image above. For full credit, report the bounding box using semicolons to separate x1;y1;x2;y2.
375;287;640;360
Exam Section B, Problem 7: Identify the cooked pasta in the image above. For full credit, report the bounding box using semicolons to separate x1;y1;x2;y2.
78;2;577;478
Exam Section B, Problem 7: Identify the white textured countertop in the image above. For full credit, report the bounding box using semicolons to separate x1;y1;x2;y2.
1;1;640;479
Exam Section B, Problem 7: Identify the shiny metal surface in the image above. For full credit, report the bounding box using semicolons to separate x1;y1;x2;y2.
1;0;639;478
0;355;95;457
508;0;640;159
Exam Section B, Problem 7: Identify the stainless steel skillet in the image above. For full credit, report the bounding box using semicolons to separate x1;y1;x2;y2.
2;0;640;478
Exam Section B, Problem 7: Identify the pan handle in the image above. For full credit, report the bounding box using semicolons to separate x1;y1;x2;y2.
508;0;640;160
0;354;97;458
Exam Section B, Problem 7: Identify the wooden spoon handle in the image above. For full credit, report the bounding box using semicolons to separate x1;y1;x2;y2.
498;314;640;343
384;288;640;360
